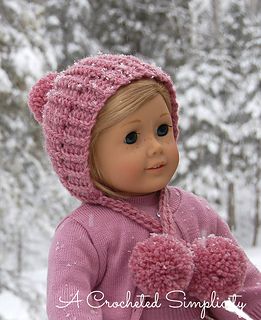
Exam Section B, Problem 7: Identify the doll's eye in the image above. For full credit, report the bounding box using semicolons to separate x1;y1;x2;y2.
157;124;172;137
124;131;139;144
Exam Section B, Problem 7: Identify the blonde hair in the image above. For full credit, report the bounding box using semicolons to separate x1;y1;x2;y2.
88;79;172;199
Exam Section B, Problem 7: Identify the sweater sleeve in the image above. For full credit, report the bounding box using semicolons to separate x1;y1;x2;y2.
209;211;261;320
47;217;103;320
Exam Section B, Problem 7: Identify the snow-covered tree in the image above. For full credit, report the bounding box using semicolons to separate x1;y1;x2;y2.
238;6;261;246
41;0;101;69
0;1;77;318
174;0;261;246
0;1;260;319
87;0;193;67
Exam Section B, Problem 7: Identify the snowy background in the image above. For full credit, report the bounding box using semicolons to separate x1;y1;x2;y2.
0;0;260;319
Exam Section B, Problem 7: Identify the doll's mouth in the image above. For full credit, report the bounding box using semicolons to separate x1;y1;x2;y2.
146;162;166;170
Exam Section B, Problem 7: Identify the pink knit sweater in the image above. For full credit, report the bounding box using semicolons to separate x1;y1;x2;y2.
47;186;261;320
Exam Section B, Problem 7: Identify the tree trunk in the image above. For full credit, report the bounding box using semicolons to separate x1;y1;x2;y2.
211;0;220;41
228;181;236;231
252;150;260;246
249;0;258;15
17;229;23;274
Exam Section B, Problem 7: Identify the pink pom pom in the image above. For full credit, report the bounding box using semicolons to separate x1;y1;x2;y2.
187;235;247;301
128;234;194;297
28;72;58;124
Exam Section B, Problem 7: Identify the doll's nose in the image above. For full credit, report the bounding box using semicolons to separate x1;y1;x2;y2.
146;137;163;156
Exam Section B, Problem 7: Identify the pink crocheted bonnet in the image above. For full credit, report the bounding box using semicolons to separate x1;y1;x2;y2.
28;54;179;206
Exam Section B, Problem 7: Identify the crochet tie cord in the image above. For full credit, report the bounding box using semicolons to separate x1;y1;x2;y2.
128;188;247;301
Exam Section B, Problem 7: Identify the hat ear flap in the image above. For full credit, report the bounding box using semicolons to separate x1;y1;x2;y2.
28;72;58;124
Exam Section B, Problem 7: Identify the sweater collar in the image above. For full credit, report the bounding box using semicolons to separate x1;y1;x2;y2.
124;190;160;207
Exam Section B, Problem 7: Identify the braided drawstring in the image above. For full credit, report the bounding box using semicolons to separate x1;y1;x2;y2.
95;186;176;236
96;193;163;234
158;187;176;235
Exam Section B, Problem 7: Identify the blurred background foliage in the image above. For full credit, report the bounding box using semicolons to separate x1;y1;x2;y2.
0;0;260;319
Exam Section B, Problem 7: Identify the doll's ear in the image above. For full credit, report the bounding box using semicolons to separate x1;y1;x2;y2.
28;72;58;124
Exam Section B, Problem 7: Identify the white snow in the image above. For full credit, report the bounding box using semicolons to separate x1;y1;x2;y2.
12;47;45;79
0;69;12;92
0;291;30;320
245;247;261;271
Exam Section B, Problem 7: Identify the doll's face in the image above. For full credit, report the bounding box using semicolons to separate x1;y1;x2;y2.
95;94;179;196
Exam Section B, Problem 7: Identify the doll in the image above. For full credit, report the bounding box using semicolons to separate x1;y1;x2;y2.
28;54;261;320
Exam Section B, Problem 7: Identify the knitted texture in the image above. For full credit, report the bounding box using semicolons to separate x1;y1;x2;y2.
46;187;261;320
126;174;246;299
28;54;179;210
28;72;58;123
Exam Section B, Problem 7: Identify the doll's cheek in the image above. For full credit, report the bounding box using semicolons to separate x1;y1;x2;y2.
117;162;141;177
